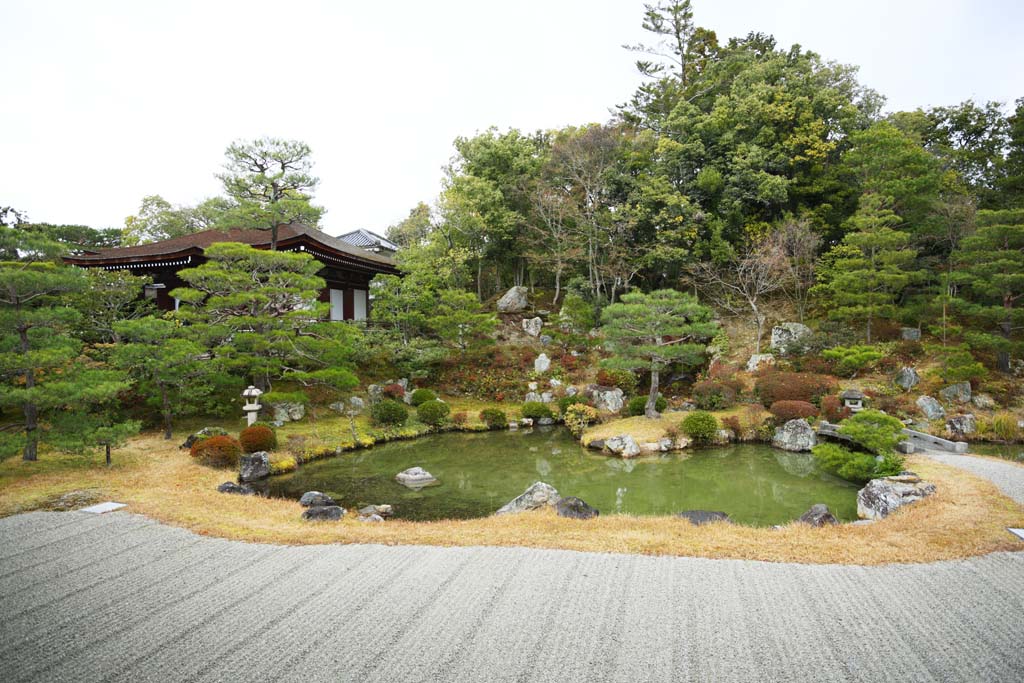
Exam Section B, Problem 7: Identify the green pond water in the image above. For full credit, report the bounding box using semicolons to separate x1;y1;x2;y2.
968;442;1024;462
267;428;859;526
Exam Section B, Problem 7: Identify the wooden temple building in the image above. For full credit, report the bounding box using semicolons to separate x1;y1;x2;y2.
62;224;400;321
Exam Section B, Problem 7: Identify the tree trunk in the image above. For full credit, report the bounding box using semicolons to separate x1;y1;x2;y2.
645;368;661;419
998;316;1012;373
866;314;873;344
270;224;279;251
751;305;765;355
160;385;173;440
18;325;38;462
105;443;112;467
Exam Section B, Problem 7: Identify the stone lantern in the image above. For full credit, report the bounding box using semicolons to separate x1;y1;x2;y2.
241;385;263;426
839;389;866;413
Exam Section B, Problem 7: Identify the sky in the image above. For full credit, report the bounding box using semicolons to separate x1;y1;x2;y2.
2;0;1022;236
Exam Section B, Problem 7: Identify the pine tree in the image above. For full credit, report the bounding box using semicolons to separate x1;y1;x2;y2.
826;194;919;342
954;209;1024;372
600;289;718;418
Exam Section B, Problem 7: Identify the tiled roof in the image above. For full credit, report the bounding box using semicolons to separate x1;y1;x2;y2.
338;228;399;252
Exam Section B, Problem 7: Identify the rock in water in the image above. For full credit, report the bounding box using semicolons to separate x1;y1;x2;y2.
916;395;945;420
939;382;972;404
604;435;641;458
676;510;731;526
239;452;270;482
857;475;936;520
556;497;599;520
395;467;438;489
770;323;811;355
495;482;561;515
797;504;838;527
217;482;255;496
893;367;920;391
301;505;346;521
771;419;816;452
522;317;543;337
496;286;529;313
746;354;776;372
299;491;336;508
534;353;551;373
945;414;976;437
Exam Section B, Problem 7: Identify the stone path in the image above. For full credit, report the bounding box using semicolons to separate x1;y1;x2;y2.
920;449;1024;504
1;510;1022;682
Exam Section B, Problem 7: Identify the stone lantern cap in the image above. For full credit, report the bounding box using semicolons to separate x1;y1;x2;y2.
839;389;865;400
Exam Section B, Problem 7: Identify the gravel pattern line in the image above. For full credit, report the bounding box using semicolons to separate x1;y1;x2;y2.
1;511;1022;682
919;450;1024;504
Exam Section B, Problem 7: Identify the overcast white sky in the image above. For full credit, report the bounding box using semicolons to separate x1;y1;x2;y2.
2;0;1021;236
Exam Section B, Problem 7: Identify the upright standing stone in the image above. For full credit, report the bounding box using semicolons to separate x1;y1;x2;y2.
534;353;551;373
522;317;543;337
496;286;529;313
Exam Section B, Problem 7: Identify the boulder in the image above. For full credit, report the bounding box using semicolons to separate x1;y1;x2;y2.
540;392;554;404
587;439;606;451
605;435;641;458
746;353;775;372
359;514;385;522
896;440;916;454
856;474;936;520
539;334;553;345
301;505;346;521
534;353;551;373
770;323;811;355
522;317;543;337
359;504;394;518
536;417;555;426
495;481;561;515
367;384;383;403
797;504;838;527
217;482;255;496
676;510;731;526
181;426;228;450
971;393;996;410
900;327;921;341
916;395;945;420
893;367;920;391
395;467;438;489
584;385;625;413
565;385;578;397
527;381;539;391
239;452;271;482
714;428;735;445
549;378;563;388
496;286;529;313
945;414;977;437
556;496;599;520
299;491;336;508
771;419;817;452
524;391;543;403
939;381;972;404
270;401;306;423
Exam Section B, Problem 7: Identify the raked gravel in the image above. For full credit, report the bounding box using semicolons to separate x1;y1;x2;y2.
1;510;1022;682
919;449;1024;504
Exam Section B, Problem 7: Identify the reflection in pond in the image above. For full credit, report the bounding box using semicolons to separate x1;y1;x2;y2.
267;428;858;525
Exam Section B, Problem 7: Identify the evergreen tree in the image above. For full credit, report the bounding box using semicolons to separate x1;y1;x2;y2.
825;194;919;342
954;209;1024;372
600;289;718;418
66;268;154;344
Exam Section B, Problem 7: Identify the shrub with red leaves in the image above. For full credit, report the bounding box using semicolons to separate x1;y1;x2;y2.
820;395;851;423
769;400;818;422
382;383;405;400
190;435;243;468
239;425;277;453
755;371;837;407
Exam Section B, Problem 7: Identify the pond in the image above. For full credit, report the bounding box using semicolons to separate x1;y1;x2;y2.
968;442;1024;462
268;428;859;526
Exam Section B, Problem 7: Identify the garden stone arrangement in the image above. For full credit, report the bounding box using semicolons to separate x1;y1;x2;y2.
856;472;936;520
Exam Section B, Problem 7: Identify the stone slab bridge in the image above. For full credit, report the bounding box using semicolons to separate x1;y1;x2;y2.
816;421;968;454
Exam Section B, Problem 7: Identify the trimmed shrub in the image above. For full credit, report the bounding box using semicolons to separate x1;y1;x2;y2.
190;435;243;468
557;394;588;416
522;401;554;420
370;399;408;426
822;345;884;377
564;404;599;437
479;408;508;429
839;409;905;455
416;399;450;427
722;415;743;436
409;388;437;407
813;443;904;484
755;372;837;407
820;395;851;423
596;368;638;394
261;390;308;405
382;383;406;401
451;411;468;426
681;411;718;443
626;395;667;416
769;400;818;422
239;424;277;453
691;381;737;410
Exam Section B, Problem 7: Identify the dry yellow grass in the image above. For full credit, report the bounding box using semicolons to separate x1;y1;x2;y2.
582;405;769;445
2;432;1022;565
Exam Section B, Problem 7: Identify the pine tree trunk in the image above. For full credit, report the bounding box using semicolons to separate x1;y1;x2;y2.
161;385;173;440
19;325;38;462
105;443;112;467
645;368;661;419
271;224;279;251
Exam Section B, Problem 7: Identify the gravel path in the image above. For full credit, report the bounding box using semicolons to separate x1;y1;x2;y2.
919;450;1024;504
1;510;1023;682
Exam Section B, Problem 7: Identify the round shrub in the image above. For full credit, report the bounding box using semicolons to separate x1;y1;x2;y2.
755;371;837;407
521;401;554;420
239;424;277;453
681;411;718;443
451;411;469;426
370;399;408;427
382;383;406;401
820;395;851;423
564;403;598;437
190;435;243;468
558;394;588;416
769;400;818;422
409;388;437;407
626;395;667;416
691;381;737;410
416;399;450;427
479;408;508;429
596;368;638;394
